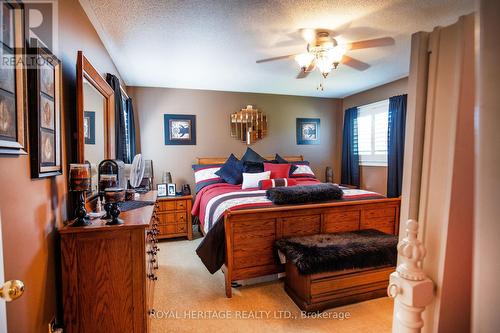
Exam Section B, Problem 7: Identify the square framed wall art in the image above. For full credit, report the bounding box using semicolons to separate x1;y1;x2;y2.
296;118;320;145
164;114;196;145
84;111;95;145
27;38;62;178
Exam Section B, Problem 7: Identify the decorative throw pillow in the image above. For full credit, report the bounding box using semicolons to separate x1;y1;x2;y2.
258;178;297;190
241;171;271;189
192;164;224;193
215;154;244;185
242;161;264;173
274;154;298;174
241;147;266;163
290;161;316;178
263;162;291;179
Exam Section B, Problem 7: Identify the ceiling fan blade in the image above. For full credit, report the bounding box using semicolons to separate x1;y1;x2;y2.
341;55;370;71
346;37;395;50
296;61;315;79
256;54;297;63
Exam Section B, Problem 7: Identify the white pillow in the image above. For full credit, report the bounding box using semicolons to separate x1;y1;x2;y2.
242;171;271;189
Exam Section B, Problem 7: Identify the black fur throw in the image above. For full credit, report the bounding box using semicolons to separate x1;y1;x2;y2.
275;229;398;275
266;183;343;205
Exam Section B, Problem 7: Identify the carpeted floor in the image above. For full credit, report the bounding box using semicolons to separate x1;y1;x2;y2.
152;235;394;333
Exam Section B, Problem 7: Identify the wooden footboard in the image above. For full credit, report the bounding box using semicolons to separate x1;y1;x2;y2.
222;198;400;297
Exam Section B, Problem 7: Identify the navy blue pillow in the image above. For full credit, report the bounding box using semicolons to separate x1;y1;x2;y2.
215;154;244;184
243;161;264;173
241;147;266;163
275;154;299;174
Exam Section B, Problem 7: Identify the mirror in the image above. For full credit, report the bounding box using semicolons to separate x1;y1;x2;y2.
76;51;115;199
83;78;106;192
230;105;267;145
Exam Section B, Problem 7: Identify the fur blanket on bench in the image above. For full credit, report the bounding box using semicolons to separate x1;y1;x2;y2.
266;183;343;205
275;229;398;275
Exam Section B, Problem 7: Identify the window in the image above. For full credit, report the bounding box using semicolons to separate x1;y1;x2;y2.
357;99;389;166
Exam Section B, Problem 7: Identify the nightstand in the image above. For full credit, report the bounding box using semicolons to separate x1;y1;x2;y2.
155;195;193;240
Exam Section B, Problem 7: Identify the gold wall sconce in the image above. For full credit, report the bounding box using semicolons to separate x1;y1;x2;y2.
230;105;267;145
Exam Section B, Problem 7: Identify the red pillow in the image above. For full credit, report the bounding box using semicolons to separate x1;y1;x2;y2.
264;163;291;179
259;178;297;190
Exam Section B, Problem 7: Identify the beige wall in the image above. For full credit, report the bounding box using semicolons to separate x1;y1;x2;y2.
0;0;124;331
129;87;342;188
340;77;408;195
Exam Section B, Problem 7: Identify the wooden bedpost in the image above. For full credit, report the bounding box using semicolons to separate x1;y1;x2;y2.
224;215;233;298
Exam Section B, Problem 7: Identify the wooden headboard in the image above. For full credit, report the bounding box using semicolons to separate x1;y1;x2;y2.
196;155;304;165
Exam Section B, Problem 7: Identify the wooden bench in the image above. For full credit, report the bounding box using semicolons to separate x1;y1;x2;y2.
276;229;397;312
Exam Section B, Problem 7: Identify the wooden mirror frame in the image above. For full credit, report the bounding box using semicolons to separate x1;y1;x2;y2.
76;51;115;164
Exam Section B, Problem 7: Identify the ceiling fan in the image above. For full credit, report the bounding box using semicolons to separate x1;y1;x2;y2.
256;29;395;79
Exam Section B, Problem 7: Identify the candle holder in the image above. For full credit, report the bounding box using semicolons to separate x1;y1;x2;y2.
104;188;125;225
69;164;91;227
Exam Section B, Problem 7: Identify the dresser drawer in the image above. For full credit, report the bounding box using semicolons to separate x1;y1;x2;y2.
176;200;187;210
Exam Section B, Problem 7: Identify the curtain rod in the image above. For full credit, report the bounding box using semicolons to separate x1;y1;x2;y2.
120;85;129;99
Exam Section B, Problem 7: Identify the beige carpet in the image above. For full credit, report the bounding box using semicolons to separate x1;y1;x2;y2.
152;236;394;333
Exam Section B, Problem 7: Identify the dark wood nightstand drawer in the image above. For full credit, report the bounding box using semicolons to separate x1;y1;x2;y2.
176;212;187;224
158;201;176;211
176;200;187;210
160;224;176;234
156;195;193;240
176;223;187;233
157;213;175;225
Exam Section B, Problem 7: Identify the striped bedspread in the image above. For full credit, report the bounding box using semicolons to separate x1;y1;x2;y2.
192;180;385;235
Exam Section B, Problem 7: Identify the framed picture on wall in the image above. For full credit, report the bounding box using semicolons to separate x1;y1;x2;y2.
296;118;320;145
84;111;95;144
27;38;62;178
164;114;196;145
0;2;27;155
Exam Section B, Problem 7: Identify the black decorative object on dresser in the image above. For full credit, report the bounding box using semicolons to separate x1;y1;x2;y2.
27;38;62;177
68;163;92;227
98;159;126;193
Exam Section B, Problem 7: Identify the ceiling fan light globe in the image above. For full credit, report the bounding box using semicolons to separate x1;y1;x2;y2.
329;45;346;63
294;53;314;69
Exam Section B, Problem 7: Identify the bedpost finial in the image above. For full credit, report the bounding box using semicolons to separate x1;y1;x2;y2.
396;219;427;281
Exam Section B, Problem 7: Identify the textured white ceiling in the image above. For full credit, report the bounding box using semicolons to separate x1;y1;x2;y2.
80;0;474;98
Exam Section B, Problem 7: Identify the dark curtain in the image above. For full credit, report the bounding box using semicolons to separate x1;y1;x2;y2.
341;107;360;187
106;73;127;162
387;94;407;198
126;97;137;161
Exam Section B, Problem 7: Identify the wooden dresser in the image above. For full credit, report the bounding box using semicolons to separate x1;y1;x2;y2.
60;191;160;333
156;195;193;240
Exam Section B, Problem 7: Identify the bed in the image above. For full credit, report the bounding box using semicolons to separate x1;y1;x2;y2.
192;156;400;297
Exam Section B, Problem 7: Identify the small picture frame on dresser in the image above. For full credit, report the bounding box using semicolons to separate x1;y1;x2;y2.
157;183;167;197
167;183;176;196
